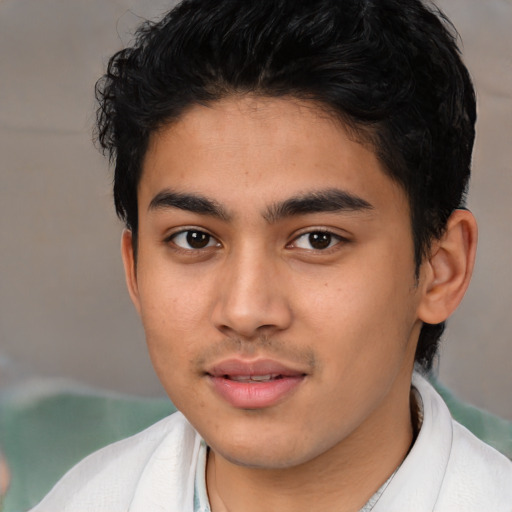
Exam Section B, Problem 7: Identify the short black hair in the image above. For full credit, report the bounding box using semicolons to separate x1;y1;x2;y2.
95;0;476;371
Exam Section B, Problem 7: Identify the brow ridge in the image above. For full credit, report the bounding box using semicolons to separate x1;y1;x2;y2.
148;189;230;220
264;188;374;223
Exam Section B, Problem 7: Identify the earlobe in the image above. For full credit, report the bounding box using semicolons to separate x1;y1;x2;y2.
417;209;478;325
121;229;142;315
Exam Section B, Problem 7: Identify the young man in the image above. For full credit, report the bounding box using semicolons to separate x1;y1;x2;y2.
31;0;512;510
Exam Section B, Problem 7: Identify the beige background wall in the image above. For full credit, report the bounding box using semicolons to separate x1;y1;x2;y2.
1;0;511;418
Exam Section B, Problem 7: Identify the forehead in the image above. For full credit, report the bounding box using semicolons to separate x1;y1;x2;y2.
139;96;407;218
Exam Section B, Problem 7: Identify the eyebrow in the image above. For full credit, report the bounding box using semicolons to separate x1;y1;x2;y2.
148;187;373;223
264;188;374;223
148;190;231;221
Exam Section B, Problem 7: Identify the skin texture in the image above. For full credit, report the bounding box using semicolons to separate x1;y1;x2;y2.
122;96;477;512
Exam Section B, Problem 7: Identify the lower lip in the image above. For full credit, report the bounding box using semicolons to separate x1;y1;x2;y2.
209;376;304;409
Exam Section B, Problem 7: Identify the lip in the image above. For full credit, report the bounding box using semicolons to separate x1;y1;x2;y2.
206;358;306;409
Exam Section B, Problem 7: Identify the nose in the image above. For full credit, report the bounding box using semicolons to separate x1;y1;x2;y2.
211;248;293;339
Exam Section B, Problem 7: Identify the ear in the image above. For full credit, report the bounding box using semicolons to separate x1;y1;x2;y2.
417;209;478;325
121;229;142;315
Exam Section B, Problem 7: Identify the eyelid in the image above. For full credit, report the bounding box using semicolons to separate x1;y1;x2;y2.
164;227;222;251
287;227;350;251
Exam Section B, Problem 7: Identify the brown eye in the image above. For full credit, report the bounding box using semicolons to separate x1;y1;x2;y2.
291;231;343;250
187;230;210;248
308;232;332;249
171;230;219;250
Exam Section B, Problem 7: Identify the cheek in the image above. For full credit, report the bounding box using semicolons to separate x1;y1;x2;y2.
292;255;418;360
138;261;211;329
296;267;411;327
136;271;210;376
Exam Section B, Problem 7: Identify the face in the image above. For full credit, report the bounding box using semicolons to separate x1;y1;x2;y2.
123;96;426;470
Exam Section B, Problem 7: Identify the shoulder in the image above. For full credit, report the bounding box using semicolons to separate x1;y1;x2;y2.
415;373;512;510
376;374;512;511
435;420;512;509
29;411;199;511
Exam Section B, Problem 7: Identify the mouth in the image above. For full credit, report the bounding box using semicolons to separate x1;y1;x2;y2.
227;374;285;382
206;359;307;409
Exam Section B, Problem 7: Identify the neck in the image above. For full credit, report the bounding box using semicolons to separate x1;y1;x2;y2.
207;371;415;512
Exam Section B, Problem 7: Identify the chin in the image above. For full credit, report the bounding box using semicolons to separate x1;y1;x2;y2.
205;429;325;470
217;447;307;470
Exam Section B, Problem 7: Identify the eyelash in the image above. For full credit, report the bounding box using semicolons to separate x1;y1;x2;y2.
287;229;347;252
165;229;221;252
165;227;347;254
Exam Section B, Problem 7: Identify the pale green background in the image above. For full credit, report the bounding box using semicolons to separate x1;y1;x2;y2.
1;0;511;418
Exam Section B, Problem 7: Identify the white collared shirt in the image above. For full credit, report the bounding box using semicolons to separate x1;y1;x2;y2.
30;373;512;512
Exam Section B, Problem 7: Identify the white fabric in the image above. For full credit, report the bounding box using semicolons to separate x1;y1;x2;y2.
372;374;512;511
30;374;512;512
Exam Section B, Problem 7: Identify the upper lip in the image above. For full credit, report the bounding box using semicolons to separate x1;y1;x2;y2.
206;358;307;378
